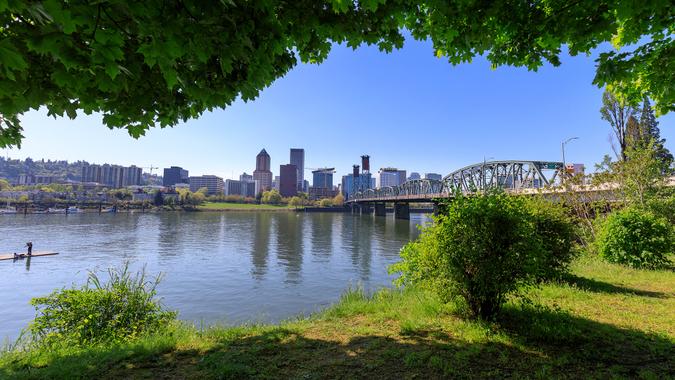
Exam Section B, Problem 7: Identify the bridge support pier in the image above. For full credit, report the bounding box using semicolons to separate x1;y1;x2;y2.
394;203;410;220
374;202;386;217
360;203;373;215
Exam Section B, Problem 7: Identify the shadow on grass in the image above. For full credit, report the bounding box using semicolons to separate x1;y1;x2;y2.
561;274;669;298
3;307;672;380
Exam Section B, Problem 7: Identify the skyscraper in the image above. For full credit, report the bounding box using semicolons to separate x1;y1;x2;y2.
290;148;304;191
312;168;334;189
279;164;297;197
377;168;406;188
253;149;273;192
163;166;189;187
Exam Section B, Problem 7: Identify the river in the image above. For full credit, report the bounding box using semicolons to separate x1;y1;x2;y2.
0;211;429;342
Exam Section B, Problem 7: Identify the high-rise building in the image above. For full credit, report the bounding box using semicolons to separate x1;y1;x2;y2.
189;175;224;195
224;179;242;196
424;173;443;181
377;168;406;188
239;172;253;182
290;148;304;191
122;166;142;187
341;173;373;200
312;168;334;189
408;172;421;181
253;149;273;192
272;175;280;191
279;164;297;197
242;181;256;198
81;163;142;188
163;166;189;187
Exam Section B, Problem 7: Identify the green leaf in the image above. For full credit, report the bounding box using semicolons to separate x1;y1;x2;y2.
105;64;120;80
0;39;28;73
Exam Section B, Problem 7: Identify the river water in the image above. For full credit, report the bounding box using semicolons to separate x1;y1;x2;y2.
0;211;428;342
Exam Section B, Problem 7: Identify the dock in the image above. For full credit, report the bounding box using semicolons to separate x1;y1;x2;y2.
0;252;59;261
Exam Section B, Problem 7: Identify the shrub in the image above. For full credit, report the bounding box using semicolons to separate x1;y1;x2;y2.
524;197;577;280
645;190;675;226
390;191;544;320
595;207;673;269
28;263;176;346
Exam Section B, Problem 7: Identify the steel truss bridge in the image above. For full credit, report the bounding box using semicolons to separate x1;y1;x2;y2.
347;160;565;203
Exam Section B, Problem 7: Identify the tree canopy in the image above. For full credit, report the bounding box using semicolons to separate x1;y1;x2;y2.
1;1;673;147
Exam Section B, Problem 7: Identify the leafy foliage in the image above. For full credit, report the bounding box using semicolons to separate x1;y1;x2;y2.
28;263;176;346
645;189;675;225
595;207;673;269
332;193;345;206
634;98;674;174
261;189;282;205
1;1;673;147
524;197;577;280
0;156;85;182
600;90;638;161
390;191;545;320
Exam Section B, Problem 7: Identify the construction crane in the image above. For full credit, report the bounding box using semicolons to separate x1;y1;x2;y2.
141;166;159;175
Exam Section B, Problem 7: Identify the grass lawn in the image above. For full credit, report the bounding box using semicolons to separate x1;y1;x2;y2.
197;202;295;211
1;254;673;379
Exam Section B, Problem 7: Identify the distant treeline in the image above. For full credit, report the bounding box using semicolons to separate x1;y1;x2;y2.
0;157;86;182
0;157;163;185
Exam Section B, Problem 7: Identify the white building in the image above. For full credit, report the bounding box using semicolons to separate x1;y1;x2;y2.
189;175;224;195
424;173;443;181
377;168;407;188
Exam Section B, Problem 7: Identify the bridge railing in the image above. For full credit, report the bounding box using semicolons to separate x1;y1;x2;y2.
348;160;565;202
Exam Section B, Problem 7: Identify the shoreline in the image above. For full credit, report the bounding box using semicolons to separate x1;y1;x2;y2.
1;254;673;378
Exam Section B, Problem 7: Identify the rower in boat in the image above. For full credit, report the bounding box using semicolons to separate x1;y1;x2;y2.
26;242;33;256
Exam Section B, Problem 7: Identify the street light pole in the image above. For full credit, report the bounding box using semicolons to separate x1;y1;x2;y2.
561;137;579;177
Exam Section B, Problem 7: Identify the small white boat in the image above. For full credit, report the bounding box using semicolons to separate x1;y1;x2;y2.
67;206;81;213
0;201;16;214
47;208;66;214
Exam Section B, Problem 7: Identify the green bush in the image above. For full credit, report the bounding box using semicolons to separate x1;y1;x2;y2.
391;191;544;320
28;263;176;346
595;207;673;269
645;191;675;226
524;197;577;280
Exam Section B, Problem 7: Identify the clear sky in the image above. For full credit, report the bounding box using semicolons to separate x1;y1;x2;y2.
5;37;674;180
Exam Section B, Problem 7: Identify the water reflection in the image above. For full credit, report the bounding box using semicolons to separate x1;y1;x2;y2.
309;213;334;261
0;211;429;342
275;213;304;284
251;212;272;279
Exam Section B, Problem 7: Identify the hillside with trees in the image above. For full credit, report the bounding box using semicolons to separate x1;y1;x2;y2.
0;156;87;182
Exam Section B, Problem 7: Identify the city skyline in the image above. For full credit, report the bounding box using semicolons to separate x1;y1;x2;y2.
3;39;673;179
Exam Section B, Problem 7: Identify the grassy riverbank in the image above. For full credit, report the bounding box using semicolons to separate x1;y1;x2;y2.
197;202;295;211
1;254;673;379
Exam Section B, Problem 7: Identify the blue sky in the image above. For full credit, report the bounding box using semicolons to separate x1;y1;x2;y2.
5;38;674;180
